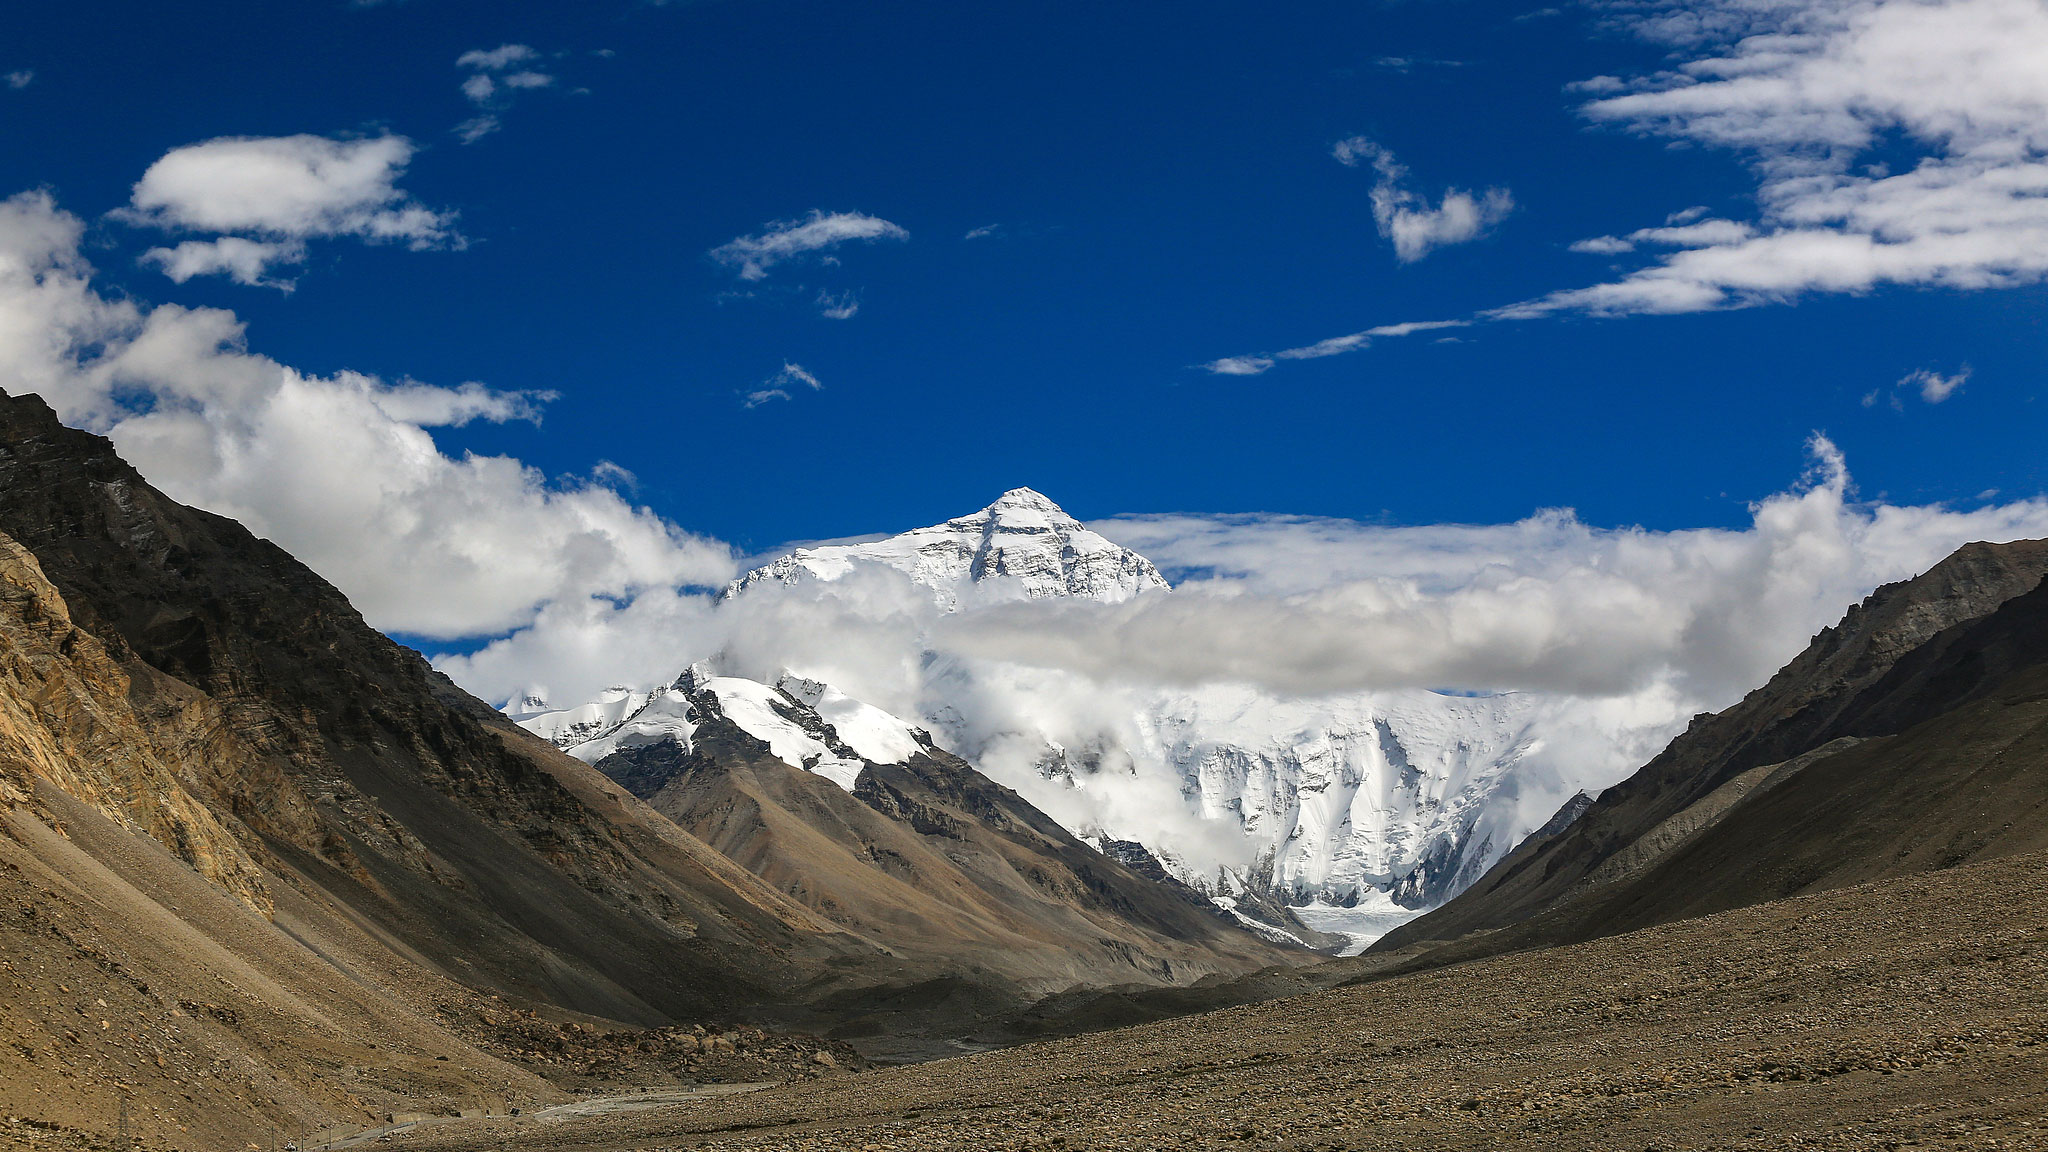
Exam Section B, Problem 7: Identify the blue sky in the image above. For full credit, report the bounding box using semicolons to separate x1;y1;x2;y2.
7;0;2045;563
8;0;2048;726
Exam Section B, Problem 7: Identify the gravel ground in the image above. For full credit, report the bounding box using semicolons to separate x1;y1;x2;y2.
393;849;2048;1152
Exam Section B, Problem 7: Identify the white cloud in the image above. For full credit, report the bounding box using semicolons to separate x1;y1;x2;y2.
455;116;501;145
1198;320;1464;375
4;71;31;90
710;211;909;280
1906;365;1969;403
1500;0;2048;318
116;135;458;285
1198;355;1274;377
0;190;730;638
122;134;455;244
139;237;306;289
455;45;555;142
436;433;2048;887
456;44;539;71
741;361;823;408
435;435;2048;712
1332;136;1514;263
815;289;860;319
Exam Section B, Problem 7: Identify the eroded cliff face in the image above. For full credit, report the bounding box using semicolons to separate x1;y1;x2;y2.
0;530;272;909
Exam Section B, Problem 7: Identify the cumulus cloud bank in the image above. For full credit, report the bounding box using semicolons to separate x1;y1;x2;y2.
117;134;458;287
0;189;730;638
437;435;2048;876
445;434;2048;725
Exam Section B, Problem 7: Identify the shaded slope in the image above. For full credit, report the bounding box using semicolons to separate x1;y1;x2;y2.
0;389;878;1026
596;697;1292;1045
1378;538;2048;954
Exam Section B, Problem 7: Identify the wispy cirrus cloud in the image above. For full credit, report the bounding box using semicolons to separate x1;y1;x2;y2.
741;361;824;408
711;210;909;281
815;289;860;319
455;43;558;144
1198;320;1466;376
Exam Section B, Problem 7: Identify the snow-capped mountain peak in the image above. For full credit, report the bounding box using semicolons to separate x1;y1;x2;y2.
727;487;1171;610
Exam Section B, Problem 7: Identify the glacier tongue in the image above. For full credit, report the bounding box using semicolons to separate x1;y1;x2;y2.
727;486;1171;609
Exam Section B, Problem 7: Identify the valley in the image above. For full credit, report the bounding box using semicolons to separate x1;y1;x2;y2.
5;384;2048;1151
365;849;2048;1152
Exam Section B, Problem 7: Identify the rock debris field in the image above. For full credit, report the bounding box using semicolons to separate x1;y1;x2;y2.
388;849;2048;1152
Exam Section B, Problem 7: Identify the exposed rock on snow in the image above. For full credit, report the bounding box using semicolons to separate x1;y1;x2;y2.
515;667;932;793
727;487;1170;609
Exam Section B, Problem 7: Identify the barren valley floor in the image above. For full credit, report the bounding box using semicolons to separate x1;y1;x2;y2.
388;850;2048;1152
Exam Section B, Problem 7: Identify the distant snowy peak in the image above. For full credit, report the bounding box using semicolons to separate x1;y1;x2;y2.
727;486;1171;610
510;668;933;793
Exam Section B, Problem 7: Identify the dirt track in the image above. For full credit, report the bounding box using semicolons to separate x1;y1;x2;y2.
395;849;2048;1151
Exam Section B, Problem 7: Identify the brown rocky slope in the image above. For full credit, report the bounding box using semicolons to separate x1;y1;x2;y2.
0;387;1286;1148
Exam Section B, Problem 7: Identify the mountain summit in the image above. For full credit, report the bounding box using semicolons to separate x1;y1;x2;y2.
728;487;1171;609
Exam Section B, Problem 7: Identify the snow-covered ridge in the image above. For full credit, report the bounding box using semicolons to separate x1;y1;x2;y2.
727;487;1171;610
514;668;932;793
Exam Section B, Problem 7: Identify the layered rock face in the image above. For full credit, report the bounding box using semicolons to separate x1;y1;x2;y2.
1377;537;2048;962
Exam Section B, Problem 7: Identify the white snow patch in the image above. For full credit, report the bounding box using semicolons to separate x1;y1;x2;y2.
1209;895;1308;947
1288;890;1424;956
814;685;926;765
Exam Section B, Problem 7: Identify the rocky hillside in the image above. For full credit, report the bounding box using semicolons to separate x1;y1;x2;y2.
0;389;1286;1149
